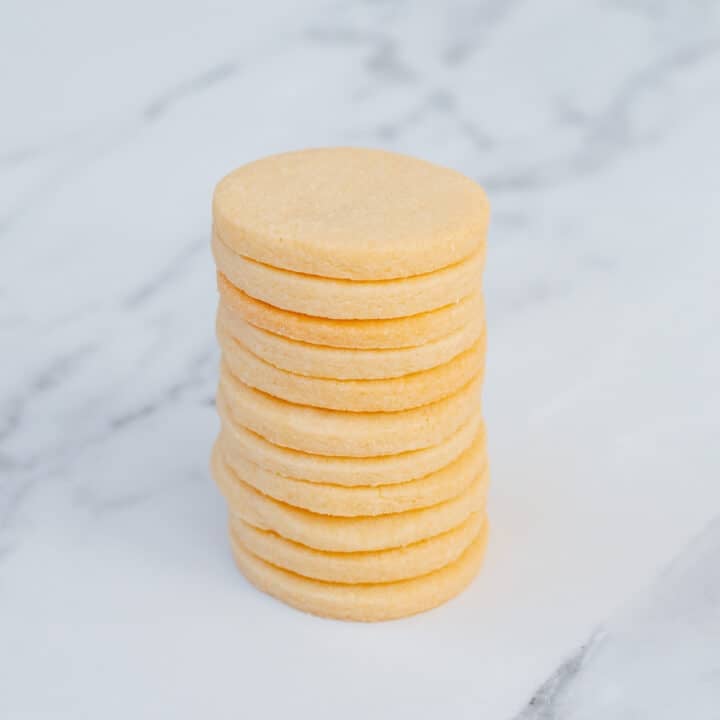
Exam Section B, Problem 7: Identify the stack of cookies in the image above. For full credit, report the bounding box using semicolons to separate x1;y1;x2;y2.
210;148;490;621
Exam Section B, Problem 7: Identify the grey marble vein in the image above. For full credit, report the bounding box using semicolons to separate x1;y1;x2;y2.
1;2;719;717
123;237;208;309
442;0;528;65
0;345;96;446
0;145;46;171
108;349;214;431
0;345;215;532
310;27;416;86
485;40;720;191
567;40;720;175
516;517;720;719
142;61;241;123
0;58;243;234
518;641;596;720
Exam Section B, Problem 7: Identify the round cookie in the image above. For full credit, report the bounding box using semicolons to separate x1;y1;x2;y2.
230;512;486;584
217;427;487;516
217;328;486;412
218;363;482;457
213;147;490;281
212;447;489;552
212;232;484;320
217;306;485;380
218;273;484;350
217;394;483;486
230;521;489;621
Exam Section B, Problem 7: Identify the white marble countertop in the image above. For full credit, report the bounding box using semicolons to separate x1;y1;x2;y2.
2;1;719;718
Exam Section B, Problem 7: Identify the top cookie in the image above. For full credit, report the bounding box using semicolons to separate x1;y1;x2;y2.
213;148;490;280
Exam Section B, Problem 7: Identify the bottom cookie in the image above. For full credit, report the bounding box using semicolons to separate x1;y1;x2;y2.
230;521;489;622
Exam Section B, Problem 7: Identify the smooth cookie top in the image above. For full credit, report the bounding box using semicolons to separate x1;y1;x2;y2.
213;148;489;280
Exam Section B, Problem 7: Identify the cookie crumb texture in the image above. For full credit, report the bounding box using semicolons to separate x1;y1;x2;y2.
213;147;489;281
211;148;490;621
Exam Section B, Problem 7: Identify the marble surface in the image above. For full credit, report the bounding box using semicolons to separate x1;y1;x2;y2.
1;1;719;717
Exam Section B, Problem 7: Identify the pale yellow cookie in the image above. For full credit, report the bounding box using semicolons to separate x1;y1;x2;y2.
217;273;484;350
217;427;487;516
212;232;484;320
217;306;485;380
213;147;489;281
212;446;488;552
218;363;482;457
230;511;486;584
218;328;486;412
230;521;489;621
217;393;483;486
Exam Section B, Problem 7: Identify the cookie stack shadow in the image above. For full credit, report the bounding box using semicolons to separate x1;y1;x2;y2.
210;148;490;621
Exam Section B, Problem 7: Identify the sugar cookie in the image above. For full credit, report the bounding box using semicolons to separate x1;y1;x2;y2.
217;393;483;486
230;512;485;584
217;427;487;516
217;273;483;350
213;148;489;281
218;363;482;456
230;521;489;621
217;307;485;380
212;446;488;552
218;328;486;412
212;232;484;320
